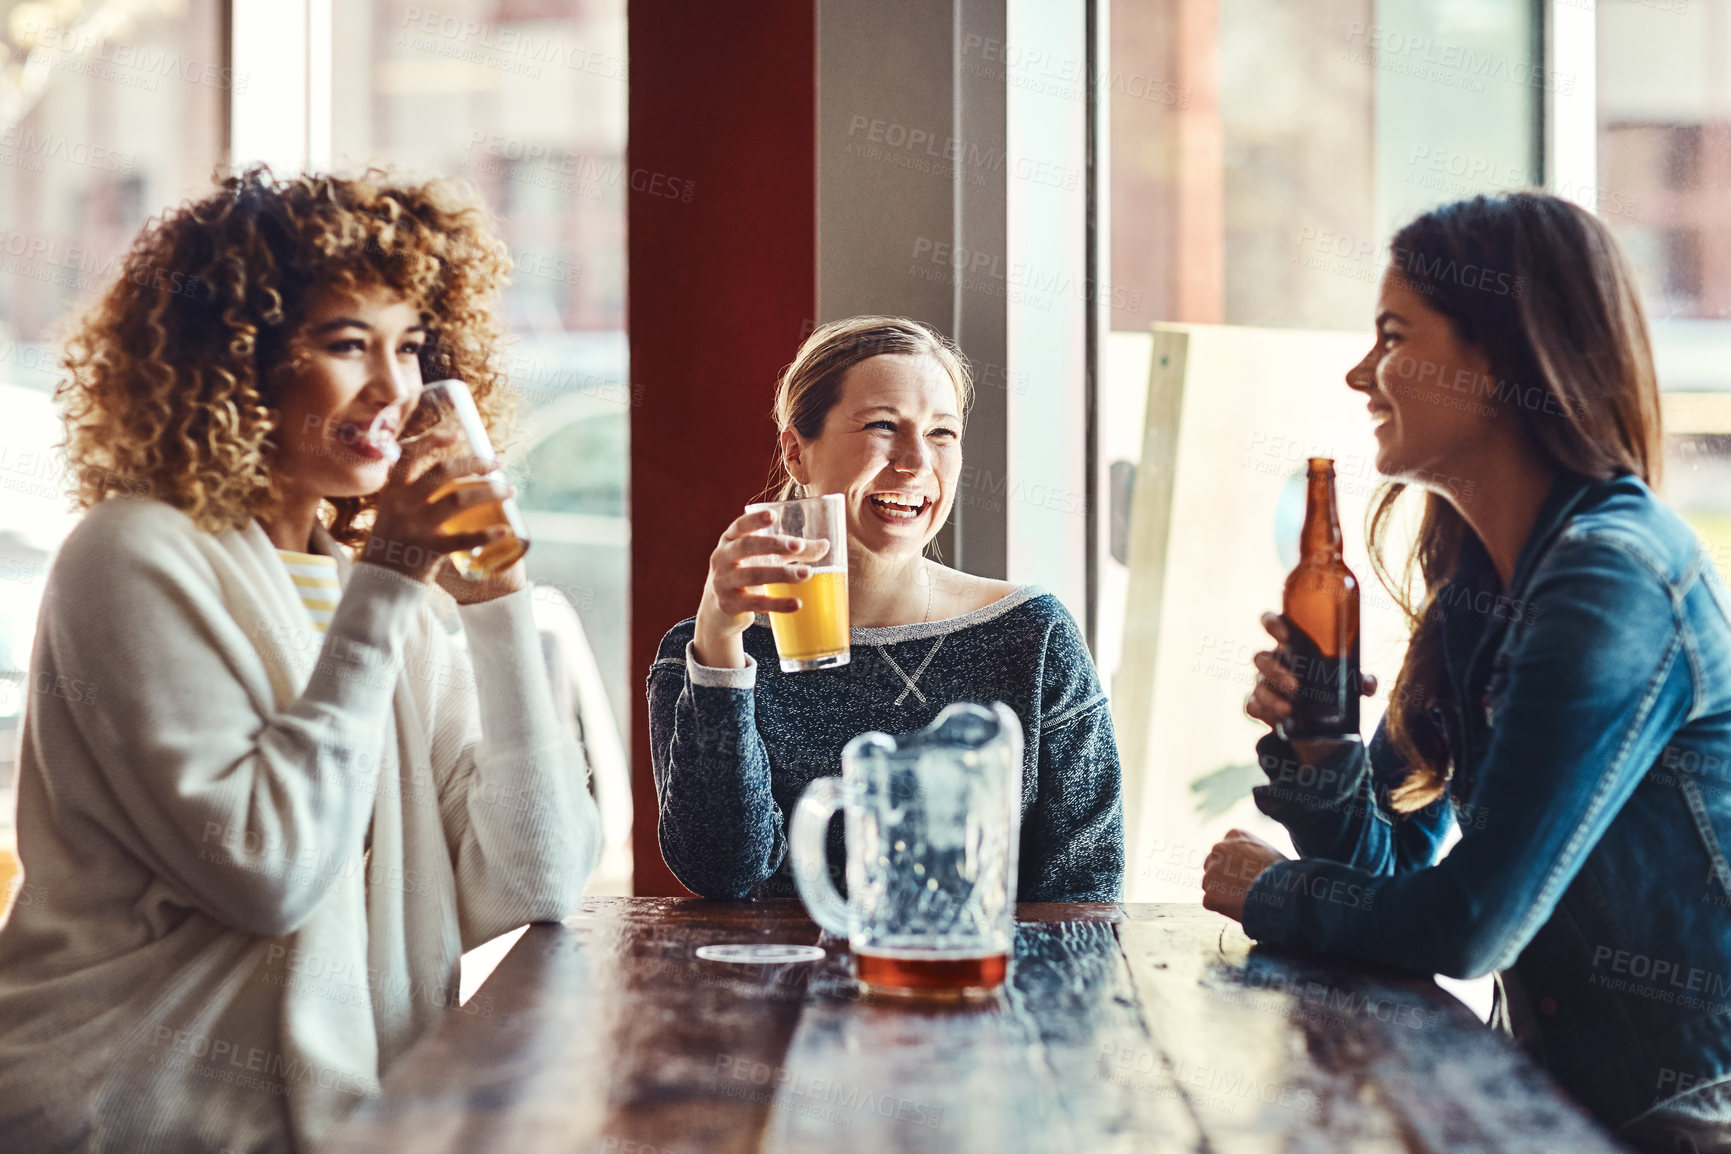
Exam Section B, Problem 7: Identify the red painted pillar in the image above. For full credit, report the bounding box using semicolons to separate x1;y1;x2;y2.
627;4;817;896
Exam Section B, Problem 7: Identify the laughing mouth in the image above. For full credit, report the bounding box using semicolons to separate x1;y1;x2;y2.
337;421;402;463
868;493;930;520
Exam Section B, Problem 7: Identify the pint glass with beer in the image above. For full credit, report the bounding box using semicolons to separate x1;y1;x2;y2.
744;493;850;672
407;379;530;580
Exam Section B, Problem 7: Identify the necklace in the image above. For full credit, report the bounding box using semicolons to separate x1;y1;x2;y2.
921;560;934;623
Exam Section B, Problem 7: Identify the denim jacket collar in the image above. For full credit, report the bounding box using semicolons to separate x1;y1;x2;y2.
1433;472;1609;777
1439;472;1602;666
1505;471;1604;600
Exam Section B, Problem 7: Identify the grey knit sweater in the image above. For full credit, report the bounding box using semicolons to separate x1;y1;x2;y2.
647;586;1124;903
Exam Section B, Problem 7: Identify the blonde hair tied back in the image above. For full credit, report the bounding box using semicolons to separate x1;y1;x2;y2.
765;315;974;502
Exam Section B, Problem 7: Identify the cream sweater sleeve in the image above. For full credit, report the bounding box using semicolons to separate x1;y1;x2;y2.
42;503;425;938
426;589;602;949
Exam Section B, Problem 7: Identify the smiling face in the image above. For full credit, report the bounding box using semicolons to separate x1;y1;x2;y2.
1349;269;1502;482
781;353;963;563
272;283;428;507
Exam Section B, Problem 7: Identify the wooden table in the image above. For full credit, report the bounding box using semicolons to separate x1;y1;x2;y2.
320;899;1629;1153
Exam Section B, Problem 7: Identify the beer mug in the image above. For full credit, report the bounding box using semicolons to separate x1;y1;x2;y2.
789;702;1023;998
743;493;849;672
404;379;530;580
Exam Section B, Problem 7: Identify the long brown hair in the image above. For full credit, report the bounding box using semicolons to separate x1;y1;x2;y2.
765;316;974;501
1367;193;1662;811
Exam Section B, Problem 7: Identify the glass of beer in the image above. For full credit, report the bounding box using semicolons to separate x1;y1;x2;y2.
788;702;1024;999
743;493;849;672
404;379;530;580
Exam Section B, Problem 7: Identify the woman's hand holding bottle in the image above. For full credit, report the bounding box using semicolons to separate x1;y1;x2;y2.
1246;612;1378;766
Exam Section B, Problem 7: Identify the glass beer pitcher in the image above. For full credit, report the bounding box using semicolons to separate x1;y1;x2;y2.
789;702;1023;998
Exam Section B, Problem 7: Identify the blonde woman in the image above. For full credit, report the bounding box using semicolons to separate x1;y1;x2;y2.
647;317;1123;903
0;168;599;1151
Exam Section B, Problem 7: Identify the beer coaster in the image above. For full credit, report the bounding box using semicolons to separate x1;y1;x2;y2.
695;944;826;964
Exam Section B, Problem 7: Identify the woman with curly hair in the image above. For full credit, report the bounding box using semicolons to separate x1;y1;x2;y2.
0;167;600;1152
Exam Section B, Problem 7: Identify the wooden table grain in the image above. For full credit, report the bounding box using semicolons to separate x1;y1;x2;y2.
318;899;1630;1153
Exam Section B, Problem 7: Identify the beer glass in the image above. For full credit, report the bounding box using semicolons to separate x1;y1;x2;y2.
743;493;849;672
405;379;530;580
789;702;1023;998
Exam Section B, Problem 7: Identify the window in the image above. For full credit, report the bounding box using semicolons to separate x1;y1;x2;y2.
1664;226;1704;301
1103;0;1543;908
331;0;631;889
1664;124;1702;191
0;0;227;839
0;0;632;889
1598;0;1731;592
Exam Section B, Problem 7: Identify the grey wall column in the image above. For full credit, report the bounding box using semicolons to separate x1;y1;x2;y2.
817;0;1010;578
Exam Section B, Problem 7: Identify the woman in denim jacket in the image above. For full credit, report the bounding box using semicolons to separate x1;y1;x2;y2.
1202;192;1731;1152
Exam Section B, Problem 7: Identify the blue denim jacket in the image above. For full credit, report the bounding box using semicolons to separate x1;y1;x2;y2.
1244;472;1731;1129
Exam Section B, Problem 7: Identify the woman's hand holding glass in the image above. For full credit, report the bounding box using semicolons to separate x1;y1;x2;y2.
363;440;523;599
692;508;831;669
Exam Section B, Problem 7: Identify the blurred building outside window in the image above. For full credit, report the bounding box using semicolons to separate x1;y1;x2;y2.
0;0;633;901
1102;2;1731;952
1598;0;1731;591
0;0;226;887
330;0;631;893
1105;1;1545;919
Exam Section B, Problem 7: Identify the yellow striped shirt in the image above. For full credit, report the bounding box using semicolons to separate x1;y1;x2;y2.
276;549;342;633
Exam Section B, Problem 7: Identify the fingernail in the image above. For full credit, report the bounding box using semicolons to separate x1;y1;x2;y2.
795;566;812;579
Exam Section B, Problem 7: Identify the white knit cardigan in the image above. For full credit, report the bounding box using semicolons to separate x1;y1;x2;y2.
0;497;601;1152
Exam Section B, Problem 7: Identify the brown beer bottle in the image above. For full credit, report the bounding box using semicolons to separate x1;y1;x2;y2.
1280;458;1361;739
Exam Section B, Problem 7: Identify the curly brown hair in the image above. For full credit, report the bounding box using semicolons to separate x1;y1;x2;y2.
58;164;514;546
